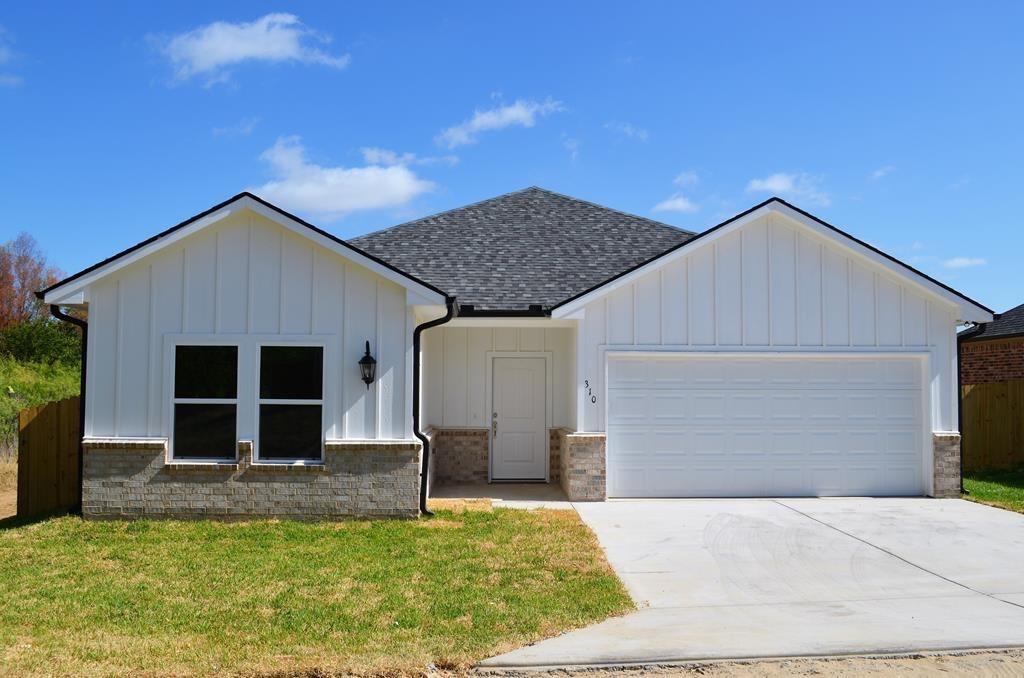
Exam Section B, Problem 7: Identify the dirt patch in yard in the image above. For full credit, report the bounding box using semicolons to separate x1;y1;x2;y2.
476;649;1024;677
0;461;15;519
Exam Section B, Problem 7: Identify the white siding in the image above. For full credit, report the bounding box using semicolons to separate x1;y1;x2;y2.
579;214;961;433
83;210;413;440
422;326;575;430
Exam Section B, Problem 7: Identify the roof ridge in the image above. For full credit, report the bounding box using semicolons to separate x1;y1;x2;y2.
350;186;539;242
350;186;698;242
525;186;698;236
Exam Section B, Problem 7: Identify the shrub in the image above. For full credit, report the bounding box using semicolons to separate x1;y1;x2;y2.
0;318;82;365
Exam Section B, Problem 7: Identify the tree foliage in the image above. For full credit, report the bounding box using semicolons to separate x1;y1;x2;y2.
0;232;61;330
0;318;81;365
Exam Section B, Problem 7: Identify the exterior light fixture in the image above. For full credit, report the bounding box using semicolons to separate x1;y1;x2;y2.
359;340;376;389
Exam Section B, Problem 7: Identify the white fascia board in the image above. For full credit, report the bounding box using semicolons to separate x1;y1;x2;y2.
552;202;992;323
42;196;446;307
551;204;773;317
243;200;445;304
43;289;86;306
446;317;577;328
769;202;992;323
42;201;245;304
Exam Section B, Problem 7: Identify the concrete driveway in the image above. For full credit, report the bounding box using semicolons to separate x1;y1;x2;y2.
483;498;1024;667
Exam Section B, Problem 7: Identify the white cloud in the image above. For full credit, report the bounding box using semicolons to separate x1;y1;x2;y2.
562;136;580;161
870;165;895;180
156;13;350;85
212;117;259;137
251;136;434;220
673;170;699;188
943;257;986;269
436;98;563;148
605;121;649;142
746;172;831;207
652;195;699;214
359;147;458;167
0;26;21;86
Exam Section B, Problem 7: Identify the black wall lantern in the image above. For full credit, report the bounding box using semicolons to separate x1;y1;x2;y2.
359;340;377;389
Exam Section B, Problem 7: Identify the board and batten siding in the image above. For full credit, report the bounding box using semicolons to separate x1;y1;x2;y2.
422;326;575;430
578;214;959;433
84;210;413;440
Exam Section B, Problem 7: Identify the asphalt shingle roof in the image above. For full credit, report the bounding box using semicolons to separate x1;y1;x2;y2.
960;302;1024;341
350;187;695;311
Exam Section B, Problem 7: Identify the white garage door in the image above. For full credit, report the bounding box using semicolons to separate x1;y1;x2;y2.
607;355;925;498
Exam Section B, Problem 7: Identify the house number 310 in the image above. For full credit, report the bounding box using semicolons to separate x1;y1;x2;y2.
585;380;597;404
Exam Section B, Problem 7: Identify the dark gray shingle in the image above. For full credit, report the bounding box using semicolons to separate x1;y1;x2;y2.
961;302;1024;341
350;187;694;311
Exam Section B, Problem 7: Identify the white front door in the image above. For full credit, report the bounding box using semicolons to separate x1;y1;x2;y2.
491;357;547;481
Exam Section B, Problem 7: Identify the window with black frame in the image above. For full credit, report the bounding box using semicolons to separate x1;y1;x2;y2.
257;345;324;461
172;345;238;460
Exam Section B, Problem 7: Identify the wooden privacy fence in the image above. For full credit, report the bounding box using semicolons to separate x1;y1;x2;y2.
962;380;1024;473
17;396;81;518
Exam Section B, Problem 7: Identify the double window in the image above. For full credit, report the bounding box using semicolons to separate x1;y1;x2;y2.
171;343;324;463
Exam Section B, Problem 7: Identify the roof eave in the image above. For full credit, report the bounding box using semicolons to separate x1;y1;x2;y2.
552;198;994;323
40;193;448;306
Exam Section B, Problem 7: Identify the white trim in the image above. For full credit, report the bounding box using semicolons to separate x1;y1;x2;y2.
551;202;992;323
446;317;577;328
485;351;553;482
43;195;446;306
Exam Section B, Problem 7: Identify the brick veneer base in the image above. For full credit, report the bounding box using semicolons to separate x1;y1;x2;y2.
558;430;606;501
430;427;564;485
431;429;490;484
932;432;961;498
82;440;421;519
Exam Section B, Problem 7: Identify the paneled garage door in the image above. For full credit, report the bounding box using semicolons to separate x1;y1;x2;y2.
606;355;926;497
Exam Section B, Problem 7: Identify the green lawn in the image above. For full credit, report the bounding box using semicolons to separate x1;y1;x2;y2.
964;466;1024;514
0;508;632;676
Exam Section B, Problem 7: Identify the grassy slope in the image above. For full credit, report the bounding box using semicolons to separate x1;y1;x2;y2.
0;356;79;451
0;509;632;676
964;467;1024;514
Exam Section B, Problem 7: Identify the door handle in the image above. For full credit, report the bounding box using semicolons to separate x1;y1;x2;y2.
492;411;498;437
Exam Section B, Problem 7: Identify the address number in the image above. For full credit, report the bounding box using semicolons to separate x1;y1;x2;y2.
585;380;598;404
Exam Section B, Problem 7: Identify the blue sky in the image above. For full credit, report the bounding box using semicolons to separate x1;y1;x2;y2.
1;2;1021;312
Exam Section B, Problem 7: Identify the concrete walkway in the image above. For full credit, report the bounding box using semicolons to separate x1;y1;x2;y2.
483;498;1024;667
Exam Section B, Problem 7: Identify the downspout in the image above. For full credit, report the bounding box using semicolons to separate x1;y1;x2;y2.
957;331;966;496
413;297;458;516
49;305;88;515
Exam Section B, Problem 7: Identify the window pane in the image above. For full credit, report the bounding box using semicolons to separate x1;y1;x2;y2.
175;346;237;399
173;404;237;459
260;346;323;400
259;404;322;460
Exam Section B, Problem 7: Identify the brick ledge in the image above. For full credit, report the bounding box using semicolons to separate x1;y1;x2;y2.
82;438;167;451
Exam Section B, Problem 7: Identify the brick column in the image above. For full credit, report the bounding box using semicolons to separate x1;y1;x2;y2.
558;431;606;501
932;432;962;498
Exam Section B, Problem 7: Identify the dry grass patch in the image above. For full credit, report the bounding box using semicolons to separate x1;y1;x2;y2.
0;508;631;677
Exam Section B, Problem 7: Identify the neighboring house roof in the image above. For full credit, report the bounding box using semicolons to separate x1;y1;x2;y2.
350;187;695;312
38;192;449;306
960;302;1024;341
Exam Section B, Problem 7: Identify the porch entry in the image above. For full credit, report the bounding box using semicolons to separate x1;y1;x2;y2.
490;357;547;481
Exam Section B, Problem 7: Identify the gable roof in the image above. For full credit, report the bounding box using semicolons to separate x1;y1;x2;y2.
349;187;695;312
39;192;449;306
960;302;1024;342
550;197;993;322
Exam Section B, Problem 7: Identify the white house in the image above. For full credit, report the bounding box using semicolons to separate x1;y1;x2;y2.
40;188;992;518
